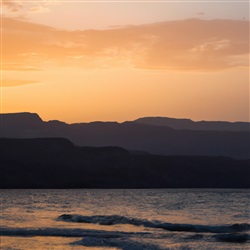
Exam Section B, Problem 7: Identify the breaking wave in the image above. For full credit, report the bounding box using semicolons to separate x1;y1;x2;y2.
58;214;250;234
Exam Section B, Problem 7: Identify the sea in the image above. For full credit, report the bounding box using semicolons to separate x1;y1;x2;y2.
0;189;249;250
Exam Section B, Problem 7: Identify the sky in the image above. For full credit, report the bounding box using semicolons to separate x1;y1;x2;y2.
1;0;249;123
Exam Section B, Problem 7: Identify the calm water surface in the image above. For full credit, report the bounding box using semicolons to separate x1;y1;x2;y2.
0;189;249;249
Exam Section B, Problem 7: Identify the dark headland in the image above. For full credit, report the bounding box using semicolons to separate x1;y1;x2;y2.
0;113;249;188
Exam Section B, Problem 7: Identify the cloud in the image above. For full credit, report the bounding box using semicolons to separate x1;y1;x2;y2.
2;17;249;72
2;0;23;12
2;63;41;71
1;79;39;87
189;40;231;53
197;12;205;16
2;0;57;16
29;5;51;14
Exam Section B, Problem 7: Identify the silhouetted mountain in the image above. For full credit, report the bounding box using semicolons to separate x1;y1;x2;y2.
135;117;250;131
1;112;44;137
1;113;250;159
1;138;249;188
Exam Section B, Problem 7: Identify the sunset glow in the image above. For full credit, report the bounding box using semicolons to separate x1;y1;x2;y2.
1;0;249;122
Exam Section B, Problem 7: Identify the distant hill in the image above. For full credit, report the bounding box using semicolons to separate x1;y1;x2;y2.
134;117;250;131
1;138;249;188
1;112;250;159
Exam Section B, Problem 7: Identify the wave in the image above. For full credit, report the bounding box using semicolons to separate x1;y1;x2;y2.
58;214;250;234
74;234;250;248
1;226;249;246
72;237;164;250
214;233;249;243
0;227;165;249
0;227;138;238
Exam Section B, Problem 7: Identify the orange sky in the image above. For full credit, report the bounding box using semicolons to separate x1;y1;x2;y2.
1;1;249;122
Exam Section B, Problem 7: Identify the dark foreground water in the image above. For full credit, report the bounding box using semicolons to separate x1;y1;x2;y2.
0;189;249;249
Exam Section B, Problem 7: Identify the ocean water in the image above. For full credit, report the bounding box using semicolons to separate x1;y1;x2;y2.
0;189;249;250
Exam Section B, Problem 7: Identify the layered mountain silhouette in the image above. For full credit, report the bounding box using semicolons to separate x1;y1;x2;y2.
135;117;250;131
1;112;250;159
1;138;249;188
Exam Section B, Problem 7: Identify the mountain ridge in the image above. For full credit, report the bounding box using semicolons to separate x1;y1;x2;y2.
1;112;249;159
134;116;250;131
2;112;249;130
1;137;249;188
